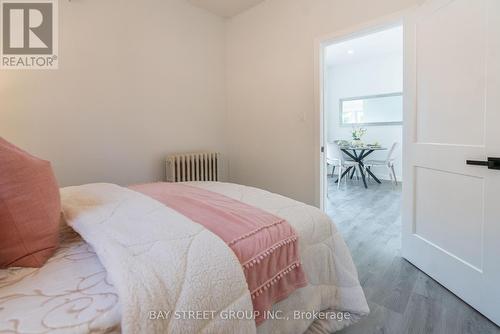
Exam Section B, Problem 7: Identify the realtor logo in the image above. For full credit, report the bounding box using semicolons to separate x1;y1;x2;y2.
1;0;58;69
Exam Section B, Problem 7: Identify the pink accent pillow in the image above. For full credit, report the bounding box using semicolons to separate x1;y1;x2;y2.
0;137;61;268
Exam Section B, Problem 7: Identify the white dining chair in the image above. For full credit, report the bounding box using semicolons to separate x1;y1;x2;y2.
327;142;359;190
363;142;398;186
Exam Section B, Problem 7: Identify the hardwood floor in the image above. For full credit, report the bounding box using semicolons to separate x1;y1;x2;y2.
325;176;500;334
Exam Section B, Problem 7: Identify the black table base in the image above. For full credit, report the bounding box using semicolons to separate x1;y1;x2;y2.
334;149;382;189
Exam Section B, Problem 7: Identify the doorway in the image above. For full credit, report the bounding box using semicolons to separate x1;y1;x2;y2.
323;25;403;198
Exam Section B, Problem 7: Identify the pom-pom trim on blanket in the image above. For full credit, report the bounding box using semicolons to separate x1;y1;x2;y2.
242;236;298;269
251;261;302;299
228;219;287;246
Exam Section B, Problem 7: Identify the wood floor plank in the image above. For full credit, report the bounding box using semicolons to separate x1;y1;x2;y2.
401;293;445;334
369;257;419;314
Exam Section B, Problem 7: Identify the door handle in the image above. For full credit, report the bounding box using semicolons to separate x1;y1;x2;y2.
466;157;500;170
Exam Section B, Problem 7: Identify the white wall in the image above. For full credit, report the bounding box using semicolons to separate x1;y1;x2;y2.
325;53;403;180
0;0;227;187
226;0;423;205
0;0;422;204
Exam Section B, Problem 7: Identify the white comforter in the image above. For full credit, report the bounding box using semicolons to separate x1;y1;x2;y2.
0;182;369;334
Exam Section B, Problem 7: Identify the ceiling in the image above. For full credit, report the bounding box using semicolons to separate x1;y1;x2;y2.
188;0;266;18
325;26;403;67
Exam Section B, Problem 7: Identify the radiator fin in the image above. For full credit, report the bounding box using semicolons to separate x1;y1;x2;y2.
166;152;221;182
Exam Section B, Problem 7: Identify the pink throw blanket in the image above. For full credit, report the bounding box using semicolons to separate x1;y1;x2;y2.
130;183;307;325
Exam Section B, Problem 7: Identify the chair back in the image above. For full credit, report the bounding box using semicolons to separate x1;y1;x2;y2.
385;142;398;163
328;142;347;164
326;142;338;163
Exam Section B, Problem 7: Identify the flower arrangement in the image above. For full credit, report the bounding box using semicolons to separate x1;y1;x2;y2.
351;127;367;141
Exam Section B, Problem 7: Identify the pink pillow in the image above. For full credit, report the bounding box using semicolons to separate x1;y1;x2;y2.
0;137;61;268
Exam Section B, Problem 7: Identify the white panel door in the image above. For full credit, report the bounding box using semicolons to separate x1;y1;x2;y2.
402;0;500;325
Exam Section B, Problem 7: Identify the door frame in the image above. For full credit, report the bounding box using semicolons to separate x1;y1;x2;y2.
314;7;417;210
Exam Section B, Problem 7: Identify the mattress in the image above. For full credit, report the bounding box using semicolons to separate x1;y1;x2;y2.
0;182;368;333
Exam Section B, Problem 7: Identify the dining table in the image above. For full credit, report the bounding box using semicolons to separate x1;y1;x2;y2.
335;145;387;189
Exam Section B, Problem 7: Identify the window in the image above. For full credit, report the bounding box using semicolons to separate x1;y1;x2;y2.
339;92;403;126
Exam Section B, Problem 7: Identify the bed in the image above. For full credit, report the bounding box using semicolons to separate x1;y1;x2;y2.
0;182;369;334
